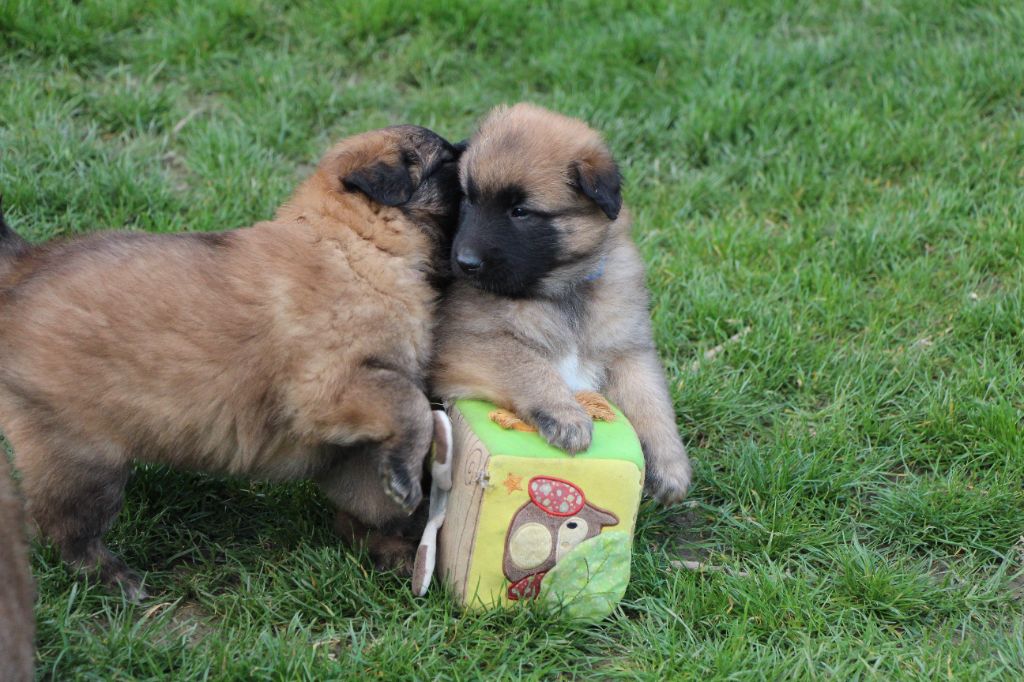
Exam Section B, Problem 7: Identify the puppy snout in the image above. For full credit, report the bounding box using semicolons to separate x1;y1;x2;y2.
454;248;484;275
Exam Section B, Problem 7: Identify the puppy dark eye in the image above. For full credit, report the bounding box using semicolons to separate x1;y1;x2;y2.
510;206;529;218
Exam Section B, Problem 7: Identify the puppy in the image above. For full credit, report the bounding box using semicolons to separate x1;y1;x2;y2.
432;104;691;503
0;126;462;597
0;456;34;681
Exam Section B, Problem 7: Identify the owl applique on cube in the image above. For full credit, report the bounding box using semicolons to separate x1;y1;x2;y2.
503;476;619;600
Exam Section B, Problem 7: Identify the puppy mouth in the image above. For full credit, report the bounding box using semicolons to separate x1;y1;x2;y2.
452;263;534;298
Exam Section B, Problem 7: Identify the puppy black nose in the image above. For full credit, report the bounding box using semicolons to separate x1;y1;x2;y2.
454;249;483;275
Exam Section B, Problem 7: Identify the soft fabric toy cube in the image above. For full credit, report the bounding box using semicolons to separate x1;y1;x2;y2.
413;397;644;621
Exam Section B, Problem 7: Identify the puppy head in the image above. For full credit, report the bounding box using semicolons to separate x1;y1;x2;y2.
320;125;464;241
452;103;622;298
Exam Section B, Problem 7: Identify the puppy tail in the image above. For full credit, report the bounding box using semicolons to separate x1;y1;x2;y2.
0;195;30;282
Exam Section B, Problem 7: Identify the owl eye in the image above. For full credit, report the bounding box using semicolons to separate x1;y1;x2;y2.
556;516;590;560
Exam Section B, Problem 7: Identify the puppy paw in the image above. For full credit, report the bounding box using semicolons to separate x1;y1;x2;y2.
102;564;149;603
120;578;150;604
85;552;148;603
644;451;693;505
370;537;418;577
530;404;593;454
380;455;424;514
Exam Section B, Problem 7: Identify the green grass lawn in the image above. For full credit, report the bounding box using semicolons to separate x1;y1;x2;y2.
2;0;1024;679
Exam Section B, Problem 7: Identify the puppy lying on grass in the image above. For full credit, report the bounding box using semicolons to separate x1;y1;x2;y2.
433;104;692;504
0;126;462;598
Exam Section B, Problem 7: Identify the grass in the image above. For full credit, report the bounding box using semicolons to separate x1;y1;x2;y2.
2;0;1023;679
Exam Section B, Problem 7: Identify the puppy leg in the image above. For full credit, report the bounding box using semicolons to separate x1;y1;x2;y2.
0;457;34;682
15;434;144;600
332;493;427;576
605;349;692;504
315;366;433;573
435;335;593;453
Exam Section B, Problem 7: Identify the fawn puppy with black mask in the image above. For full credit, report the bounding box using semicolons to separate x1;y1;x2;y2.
432;104;691;504
0;126;463;598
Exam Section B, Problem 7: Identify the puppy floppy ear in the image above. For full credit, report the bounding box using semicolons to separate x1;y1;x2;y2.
571;152;622;220
342;159;415;207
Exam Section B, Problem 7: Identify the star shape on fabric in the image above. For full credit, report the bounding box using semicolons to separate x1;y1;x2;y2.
503;472;524;494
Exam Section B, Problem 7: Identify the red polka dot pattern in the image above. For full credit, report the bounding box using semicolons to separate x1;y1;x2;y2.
527;476;585;516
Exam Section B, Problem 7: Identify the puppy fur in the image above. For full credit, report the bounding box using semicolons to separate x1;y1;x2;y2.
433;103;692;503
0;126;462;596
0;456;34;682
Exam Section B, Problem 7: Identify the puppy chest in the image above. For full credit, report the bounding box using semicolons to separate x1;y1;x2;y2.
555;349;603;393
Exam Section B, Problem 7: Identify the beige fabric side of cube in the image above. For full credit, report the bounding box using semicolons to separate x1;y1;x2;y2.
437;406;491;603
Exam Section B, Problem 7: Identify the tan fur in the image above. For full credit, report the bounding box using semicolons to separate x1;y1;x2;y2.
0;126;461;595
433;104;692;504
0;457;34;681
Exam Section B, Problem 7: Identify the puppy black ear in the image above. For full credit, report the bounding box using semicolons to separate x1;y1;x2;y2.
571;157;622;220
452;139;470;155
342;161;414;207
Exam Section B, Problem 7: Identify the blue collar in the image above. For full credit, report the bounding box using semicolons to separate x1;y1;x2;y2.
582;257;606;283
